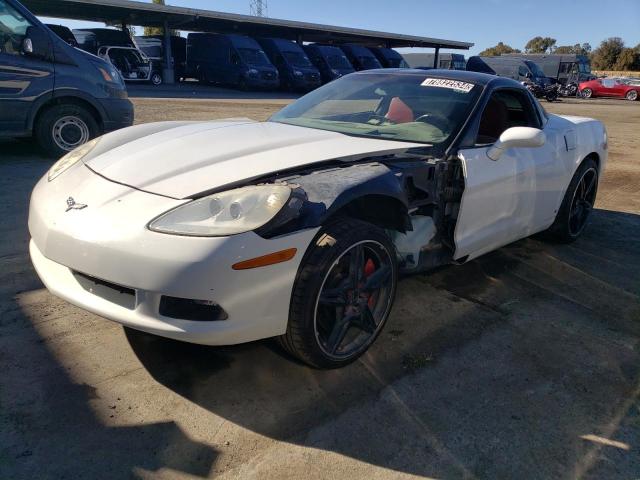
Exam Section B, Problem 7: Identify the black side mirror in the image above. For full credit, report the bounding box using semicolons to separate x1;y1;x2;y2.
23;26;51;59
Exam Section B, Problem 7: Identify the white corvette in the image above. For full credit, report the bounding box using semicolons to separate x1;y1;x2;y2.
29;70;607;368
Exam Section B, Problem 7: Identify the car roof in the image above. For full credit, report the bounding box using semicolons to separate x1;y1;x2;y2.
354;68;520;88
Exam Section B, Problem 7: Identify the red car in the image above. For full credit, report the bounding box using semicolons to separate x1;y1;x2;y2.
579;77;639;101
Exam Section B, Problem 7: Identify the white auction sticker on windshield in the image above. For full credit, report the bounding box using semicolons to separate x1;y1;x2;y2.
421;78;474;92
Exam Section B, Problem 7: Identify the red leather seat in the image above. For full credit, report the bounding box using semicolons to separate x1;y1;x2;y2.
385;97;414;124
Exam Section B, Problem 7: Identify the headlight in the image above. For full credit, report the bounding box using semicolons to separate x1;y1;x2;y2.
332;69;341;77
148;185;292;237
293;70;303;77
247;68;259;77
48;137;99;182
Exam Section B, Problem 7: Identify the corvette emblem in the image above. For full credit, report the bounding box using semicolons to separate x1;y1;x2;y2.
66;197;87;212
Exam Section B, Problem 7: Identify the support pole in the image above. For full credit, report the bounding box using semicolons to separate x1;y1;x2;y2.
162;19;175;84
433;46;440;68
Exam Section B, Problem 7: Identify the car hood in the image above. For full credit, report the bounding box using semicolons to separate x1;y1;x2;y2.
84;120;423;199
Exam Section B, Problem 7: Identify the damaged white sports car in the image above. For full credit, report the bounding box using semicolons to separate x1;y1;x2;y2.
29;70;607;368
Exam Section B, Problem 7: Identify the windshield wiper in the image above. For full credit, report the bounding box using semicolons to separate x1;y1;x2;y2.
364;129;399;137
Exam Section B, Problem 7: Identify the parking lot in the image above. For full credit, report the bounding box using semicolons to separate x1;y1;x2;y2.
1;94;639;479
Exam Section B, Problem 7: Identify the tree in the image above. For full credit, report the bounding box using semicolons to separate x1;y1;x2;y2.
479;42;521;56
554;43;591;55
525;36;556;54
591;37;625;70
143;0;178;36
613;48;639;71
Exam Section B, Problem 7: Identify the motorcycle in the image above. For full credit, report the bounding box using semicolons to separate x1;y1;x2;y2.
522;81;558;102
557;82;579;98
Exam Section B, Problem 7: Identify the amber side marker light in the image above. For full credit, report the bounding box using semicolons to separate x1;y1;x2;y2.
232;248;298;270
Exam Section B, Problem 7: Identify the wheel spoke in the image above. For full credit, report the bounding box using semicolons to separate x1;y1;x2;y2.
363;265;391;291
319;288;347;306
583;172;597;199
326;315;354;354
352;306;377;334
348;245;365;289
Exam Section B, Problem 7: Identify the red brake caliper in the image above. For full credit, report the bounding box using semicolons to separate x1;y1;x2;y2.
363;258;376;309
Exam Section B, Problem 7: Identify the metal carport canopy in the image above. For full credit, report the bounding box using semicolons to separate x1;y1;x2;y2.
22;0;473;49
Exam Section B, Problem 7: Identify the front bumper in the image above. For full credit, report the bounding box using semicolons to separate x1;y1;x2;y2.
99;97;134;132
28;163;318;345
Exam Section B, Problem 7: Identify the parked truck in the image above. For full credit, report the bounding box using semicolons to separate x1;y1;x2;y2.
503;53;594;85
135;35;186;83
255;37;320;91
186;33;279;90
403;52;466;70
74;28;161;85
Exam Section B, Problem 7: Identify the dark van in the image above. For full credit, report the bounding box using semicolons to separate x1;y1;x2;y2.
0;0;133;157
74;28;160;85
187;33;279;90
504;53;594;85
466;56;549;85
368;47;409;68
303;44;354;84
255;38;320;91
135;35;187;82
44;24;77;47
339;44;383;71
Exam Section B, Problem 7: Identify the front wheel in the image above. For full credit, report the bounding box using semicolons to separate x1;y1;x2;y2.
626;90;638;101
35;103;99;158
581;88;593;99
545;158;598;243
279;219;398;368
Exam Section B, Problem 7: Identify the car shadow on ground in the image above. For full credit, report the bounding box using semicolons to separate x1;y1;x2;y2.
120;208;640;478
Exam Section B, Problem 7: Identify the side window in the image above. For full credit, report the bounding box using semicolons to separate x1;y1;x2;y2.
229;50;240;65
476;90;540;144
518;65;529;77
602;78;615;88
0;0;33;56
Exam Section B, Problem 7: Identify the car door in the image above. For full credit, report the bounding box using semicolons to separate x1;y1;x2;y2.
0;0;54;134
599;78;618;97
453;88;562;260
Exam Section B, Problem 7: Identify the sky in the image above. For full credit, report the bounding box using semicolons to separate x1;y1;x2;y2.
40;0;640;56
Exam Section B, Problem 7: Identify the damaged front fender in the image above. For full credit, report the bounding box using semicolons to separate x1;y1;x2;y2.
256;162;410;237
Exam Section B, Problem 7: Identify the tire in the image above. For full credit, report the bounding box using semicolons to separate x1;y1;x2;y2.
35;103;99;158
626;90;638;101
544;158;598;243
278;219;398;368
238;78;249;91
581;88;592;99
150;71;162;86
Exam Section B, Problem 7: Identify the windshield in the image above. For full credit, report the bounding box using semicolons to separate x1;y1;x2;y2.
360;55;382;69
238;48;270;66
327;53;352;69
270;72;481;148
525;60;545;79
283;50;312;67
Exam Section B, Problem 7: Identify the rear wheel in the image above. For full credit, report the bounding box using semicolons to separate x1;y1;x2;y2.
150;71;163;86
545;158;598;243
581;88;592;99
279;219;398;368
35;103;99;158
626;90;638;101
